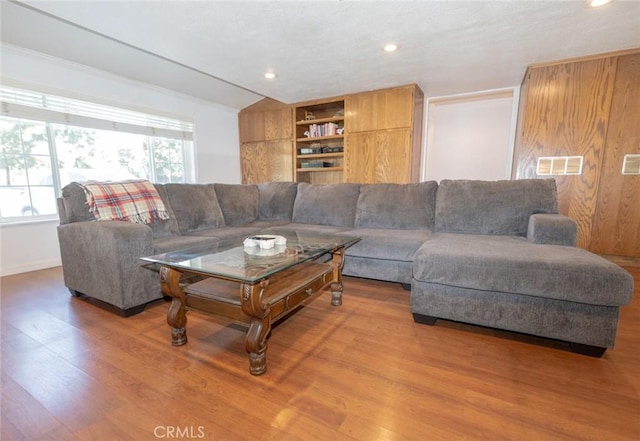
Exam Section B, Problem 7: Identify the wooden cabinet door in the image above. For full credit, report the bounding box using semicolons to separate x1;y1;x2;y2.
590;53;640;257
346;86;414;133
376;129;412;183
345;132;375;183
264;107;292;140
240;140;293;184
239;108;292;143
345;129;412;183
239;111;266;143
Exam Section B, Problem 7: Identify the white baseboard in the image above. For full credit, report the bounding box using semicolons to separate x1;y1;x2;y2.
0;258;62;277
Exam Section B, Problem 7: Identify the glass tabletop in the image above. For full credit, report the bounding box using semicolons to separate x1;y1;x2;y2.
141;230;359;283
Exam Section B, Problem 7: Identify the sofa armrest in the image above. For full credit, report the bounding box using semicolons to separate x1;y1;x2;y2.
57;221;161;311
527;214;577;246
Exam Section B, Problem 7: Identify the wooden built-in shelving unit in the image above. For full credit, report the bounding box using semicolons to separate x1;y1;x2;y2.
238;84;424;185
294;100;345;183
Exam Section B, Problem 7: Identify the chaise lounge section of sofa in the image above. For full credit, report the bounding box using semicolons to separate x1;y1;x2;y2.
56;178;633;356
409;180;633;356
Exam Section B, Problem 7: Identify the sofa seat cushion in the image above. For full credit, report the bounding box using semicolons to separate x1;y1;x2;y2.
165;184;225;234
413;233;633;306
338;228;431;262
343;256;413;285
292;183;360;227
213;184;259;226
355;182;437;229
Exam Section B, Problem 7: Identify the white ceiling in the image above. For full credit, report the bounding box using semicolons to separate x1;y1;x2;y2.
2;1;639;110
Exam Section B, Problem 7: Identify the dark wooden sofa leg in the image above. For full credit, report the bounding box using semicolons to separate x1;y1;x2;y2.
69;289;86;298
121;304;146;317
69;289;146;317
412;313;438;326
569;343;607;358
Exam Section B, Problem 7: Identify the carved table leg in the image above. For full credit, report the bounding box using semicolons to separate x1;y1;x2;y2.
330;247;346;306
160;266;188;346
241;280;272;375
331;281;344;306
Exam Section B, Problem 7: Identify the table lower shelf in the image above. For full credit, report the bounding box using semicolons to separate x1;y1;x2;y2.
184;261;334;325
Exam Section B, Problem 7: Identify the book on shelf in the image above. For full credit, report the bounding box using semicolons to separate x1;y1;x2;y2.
300;161;334;168
299;146;323;155
305;122;340;138
299;145;344;155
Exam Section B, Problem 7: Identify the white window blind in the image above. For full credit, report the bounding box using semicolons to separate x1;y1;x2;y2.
0;86;193;140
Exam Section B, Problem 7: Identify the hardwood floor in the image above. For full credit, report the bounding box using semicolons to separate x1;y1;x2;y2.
2;264;639;441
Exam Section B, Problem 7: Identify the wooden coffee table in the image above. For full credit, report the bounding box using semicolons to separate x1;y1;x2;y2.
142;230;359;375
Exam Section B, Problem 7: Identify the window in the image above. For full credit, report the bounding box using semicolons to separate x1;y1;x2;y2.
0;86;194;221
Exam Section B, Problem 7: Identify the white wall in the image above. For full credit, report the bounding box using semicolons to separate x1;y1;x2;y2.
0;44;244;276
422;89;518;182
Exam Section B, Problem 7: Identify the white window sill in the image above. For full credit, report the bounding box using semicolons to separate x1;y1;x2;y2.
0;216;60;227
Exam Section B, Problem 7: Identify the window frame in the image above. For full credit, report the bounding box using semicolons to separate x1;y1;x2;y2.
0;85;195;224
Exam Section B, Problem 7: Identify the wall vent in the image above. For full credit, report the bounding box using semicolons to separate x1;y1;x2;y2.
536;156;583;176
622;154;640;175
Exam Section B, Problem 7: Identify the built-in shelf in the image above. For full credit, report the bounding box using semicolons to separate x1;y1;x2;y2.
296;135;344;143
296;116;344;126
296;153;344;159
296;166;344;173
294;99;345;183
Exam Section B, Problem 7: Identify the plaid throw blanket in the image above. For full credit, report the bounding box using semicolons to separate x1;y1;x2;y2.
80;179;170;224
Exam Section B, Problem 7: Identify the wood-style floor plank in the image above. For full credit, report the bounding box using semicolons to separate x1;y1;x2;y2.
1;264;639;441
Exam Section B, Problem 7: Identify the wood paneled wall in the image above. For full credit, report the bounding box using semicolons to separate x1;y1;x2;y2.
590;53;640;256
512;49;640;257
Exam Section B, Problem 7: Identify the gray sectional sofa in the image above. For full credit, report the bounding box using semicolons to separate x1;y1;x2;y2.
56;179;634;356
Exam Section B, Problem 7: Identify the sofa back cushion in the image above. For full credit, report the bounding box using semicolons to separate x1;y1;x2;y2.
59;181;180;238
435;179;559;236
60;182;95;224
165;183;225;233
258;182;298;221
292;183;360;227
355;182;438;229
150;184;180;238
213;184;259;226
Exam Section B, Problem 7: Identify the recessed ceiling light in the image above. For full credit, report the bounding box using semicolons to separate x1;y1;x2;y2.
586;0;613;7
384;43;398;53
264;72;276;79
